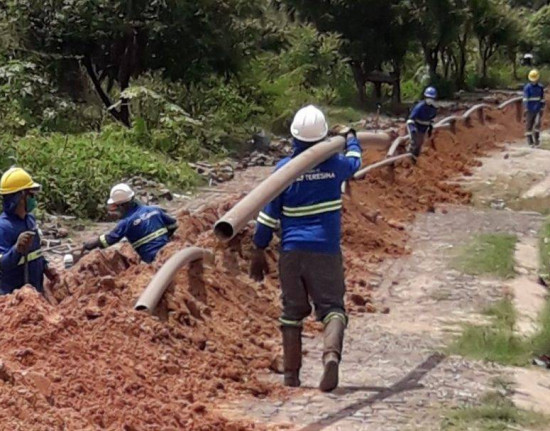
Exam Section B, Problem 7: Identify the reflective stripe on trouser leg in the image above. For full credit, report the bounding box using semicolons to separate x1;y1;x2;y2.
279;317;303;327
323;311;348;327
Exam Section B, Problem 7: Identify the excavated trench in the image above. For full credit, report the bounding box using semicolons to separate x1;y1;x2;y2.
0;104;531;430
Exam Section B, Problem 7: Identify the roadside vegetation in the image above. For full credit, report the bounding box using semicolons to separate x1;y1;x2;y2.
2;1;550;218
442;379;547;431
450;222;550;366
451;234;518;279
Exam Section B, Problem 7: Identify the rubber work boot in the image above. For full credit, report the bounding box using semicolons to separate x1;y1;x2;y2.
534;131;541;147
281;326;302;387
319;317;345;392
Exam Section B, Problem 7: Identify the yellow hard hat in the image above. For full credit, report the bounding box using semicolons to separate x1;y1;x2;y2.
0;167;41;195
529;69;540;82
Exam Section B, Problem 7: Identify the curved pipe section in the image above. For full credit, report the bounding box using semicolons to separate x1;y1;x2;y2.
214;132;392;241
498;96;522;110
354;154;412;180
461;103;491;120
135;247;209;313
386;136;409;157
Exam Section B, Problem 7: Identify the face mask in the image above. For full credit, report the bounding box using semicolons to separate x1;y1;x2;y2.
426;98;436;106
26;195;37;213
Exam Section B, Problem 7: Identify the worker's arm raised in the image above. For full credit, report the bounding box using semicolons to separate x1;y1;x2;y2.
338;132;362;180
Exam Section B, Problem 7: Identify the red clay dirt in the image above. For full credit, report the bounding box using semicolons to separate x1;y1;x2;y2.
0;102;532;430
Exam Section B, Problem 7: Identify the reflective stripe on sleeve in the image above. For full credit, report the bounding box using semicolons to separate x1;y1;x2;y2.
345;151;362;158
17;249;43;266
257;212;279;229
99;235;109;248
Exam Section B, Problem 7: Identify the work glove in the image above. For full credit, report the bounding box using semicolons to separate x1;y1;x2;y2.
16;231;35;254
45;266;60;284
83;238;101;251
427;125;434;137
329;124;356;139
249;248;268;282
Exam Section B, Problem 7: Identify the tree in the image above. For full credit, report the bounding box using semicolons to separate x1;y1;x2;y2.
406;0;467;79
471;0;520;80
6;0;269;127
282;0;414;105
528;5;550;63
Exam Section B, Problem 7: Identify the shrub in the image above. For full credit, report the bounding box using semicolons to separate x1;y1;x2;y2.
0;128;199;219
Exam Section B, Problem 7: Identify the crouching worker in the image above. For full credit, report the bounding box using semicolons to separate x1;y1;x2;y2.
83;183;178;263
0;167;59;295
407;86;438;163
249;105;362;392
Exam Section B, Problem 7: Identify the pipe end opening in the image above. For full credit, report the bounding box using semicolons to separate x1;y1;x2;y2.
135;305;149;312
214;221;234;241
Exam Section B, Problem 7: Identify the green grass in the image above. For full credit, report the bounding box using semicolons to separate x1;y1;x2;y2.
452;234;518;279
538;218;550;285
442;389;547;431
534;218;550;358
448;299;531;366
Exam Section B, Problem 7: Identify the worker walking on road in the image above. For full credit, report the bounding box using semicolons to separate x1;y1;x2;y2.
0;167;59;295
249;105;362;392
407;86;438;163
523;69;545;148
83;183;178;263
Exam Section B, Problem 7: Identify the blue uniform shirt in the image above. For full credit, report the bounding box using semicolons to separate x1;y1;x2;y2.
0;193;46;294
523;83;545;113
253;137;362;254
407;100;438;133
100;203;178;263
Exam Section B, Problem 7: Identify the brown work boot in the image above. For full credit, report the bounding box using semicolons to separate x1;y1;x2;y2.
281;326;302;387
319;316;346;392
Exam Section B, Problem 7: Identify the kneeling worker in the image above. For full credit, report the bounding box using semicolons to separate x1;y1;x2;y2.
249;105;362;392
83;183;178;263
0;167;59;295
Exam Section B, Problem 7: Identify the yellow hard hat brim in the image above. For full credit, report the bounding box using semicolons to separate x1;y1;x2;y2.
0;181;41;195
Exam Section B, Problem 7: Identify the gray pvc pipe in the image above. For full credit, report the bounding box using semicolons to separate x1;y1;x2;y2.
135;247;209;313
354;153;412;180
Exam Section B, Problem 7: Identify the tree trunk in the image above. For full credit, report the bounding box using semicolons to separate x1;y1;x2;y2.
391;63;401;106
350;62;367;105
374;82;382;100
117;29;139;127
83;56;127;126
423;44;439;77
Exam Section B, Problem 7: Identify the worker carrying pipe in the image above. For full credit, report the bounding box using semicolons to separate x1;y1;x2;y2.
249;105;362;392
0;167;59;295
523;69;545;148
406;86;438;163
82;183;178;263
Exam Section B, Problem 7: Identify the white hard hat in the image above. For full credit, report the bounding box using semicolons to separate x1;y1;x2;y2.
290;105;328;143
107;183;135;205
